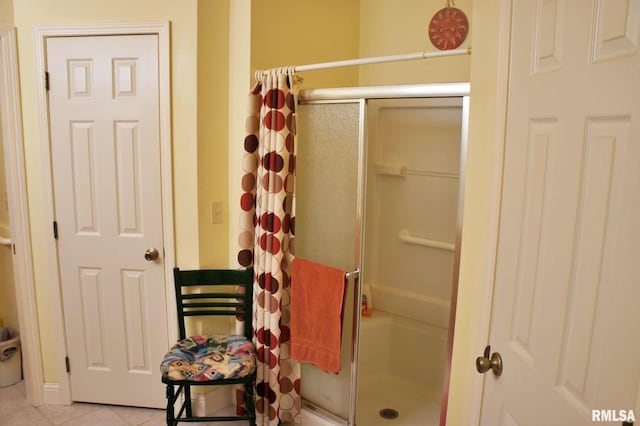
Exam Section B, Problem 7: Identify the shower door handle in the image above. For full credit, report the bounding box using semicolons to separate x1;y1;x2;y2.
345;269;359;280
476;345;503;376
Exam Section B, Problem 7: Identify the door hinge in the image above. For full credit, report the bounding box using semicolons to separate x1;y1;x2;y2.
53;221;58;239
45;71;50;91
65;356;70;373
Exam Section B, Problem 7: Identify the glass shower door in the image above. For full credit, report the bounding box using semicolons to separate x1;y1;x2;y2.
356;97;466;426
295;101;364;422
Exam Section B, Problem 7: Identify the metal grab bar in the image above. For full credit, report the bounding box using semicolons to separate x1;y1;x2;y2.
398;230;455;252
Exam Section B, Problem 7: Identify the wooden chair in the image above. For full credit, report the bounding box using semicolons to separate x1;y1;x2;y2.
160;267;256;425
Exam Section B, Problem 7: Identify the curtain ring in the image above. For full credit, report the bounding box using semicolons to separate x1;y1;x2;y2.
288;66;297;87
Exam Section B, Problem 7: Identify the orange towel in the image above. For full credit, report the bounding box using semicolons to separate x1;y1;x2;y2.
290;258;346;374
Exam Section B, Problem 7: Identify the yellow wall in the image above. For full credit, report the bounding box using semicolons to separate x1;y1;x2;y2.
251;0;361;89
227;0;251;267
0;98;6;230
0;95;16;330
359;0;472;86
249;0;472;88
0;0;13;26
447;1;507;424
0;104;3;328
13;0;200;382
0;72;16;329
0;241;17;329
0;0;17;333
197;0;231;268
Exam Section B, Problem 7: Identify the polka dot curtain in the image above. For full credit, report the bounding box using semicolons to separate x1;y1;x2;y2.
237;69;301;425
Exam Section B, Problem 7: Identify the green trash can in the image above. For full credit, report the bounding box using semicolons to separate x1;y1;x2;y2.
0;327;21;387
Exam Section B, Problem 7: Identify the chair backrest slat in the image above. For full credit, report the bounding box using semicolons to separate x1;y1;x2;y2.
183;301;244;308
177;269;252;286
183;310;245;317
182;292;249;300
173;267;254;341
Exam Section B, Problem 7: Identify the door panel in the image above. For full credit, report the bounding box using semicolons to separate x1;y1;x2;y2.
47;35;167;408
481;0;640;424
295;101;362;421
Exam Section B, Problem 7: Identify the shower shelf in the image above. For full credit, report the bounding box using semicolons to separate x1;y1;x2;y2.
398;230;455;252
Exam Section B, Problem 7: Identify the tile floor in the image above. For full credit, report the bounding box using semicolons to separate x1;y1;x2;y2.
0;381;245;425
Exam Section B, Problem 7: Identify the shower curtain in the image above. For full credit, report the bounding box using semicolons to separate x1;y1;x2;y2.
238;69;301;425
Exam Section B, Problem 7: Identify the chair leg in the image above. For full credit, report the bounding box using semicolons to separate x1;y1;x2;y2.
185;384;192;418
165;384;175;426
246;382;256;426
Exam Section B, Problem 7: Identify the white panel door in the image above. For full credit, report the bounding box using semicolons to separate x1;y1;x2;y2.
47;35;168;408
481;0;640;424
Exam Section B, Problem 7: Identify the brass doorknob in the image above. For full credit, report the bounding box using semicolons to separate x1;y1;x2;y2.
476;345;503;376
144;248;160;261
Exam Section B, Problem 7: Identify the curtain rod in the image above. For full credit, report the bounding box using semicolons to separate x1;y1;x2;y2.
256;47;471;77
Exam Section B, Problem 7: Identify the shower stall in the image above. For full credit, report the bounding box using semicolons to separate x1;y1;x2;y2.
294;83;469;426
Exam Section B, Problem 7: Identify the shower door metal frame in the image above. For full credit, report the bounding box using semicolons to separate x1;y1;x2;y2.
298;83;470;426
296;97;366;426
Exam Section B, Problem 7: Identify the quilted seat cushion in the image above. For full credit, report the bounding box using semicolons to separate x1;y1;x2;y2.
160;334;256;382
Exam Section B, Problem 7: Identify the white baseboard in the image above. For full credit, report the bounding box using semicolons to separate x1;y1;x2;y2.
42;382;70;405
41;381;233;414
191;386;232;417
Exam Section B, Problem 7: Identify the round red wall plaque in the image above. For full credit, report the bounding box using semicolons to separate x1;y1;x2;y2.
428;6;469;50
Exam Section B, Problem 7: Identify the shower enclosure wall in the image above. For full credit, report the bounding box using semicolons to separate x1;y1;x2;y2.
295;84;469;426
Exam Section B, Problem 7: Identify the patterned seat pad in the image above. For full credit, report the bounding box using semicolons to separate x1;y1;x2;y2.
161;335;256;382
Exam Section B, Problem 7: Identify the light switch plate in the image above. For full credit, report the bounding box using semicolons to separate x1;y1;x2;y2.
211;201;224;224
